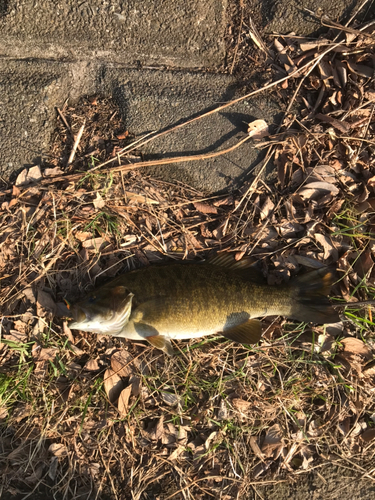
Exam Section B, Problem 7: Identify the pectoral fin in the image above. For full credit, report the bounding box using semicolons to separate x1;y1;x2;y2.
222;319;262;345
146;335;175;356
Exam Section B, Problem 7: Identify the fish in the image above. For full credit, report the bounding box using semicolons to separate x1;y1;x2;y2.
67;254;340;354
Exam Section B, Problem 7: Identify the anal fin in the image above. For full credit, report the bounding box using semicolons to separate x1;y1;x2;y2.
146;335;175;356
222;319;262;345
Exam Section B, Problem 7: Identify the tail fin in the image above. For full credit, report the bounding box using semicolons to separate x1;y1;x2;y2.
289;268;340;324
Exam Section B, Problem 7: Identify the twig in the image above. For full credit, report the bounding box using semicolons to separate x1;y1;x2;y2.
67;120;85;166
56;107;72;133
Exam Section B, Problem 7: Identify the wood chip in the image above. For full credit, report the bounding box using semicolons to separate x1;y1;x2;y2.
193;202;218;214
247;119;269;139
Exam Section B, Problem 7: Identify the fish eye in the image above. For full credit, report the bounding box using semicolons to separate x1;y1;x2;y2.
88;295;97;304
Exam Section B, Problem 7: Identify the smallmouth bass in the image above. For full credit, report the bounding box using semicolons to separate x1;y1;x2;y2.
68;254;339;354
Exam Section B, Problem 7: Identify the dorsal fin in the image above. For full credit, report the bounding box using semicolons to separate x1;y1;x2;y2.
206;253;265;282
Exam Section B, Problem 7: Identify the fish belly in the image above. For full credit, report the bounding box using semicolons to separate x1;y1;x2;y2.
118;319;223;341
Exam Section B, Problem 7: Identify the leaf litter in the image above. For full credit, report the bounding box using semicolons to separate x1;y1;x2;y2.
1;12;375;500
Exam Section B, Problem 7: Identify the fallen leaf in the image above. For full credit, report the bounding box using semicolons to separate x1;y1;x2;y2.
118;385;132;417
247;119;269;139
346;61;374;79
150;416;165;441
316;113;350;134
93;193;106;209
261;424;284;458
84;359;100;371
3;331;27;343
353;250;374;278
34;360;49;378
360;428;375;443
130;375;141;396
111;350;135;377
298;181;340;200
260;197;274;220
103;368;124;403
49;443;68;457
82;237;109;251
37;290;57;316
193;202;218;214
232;398;252;415
249;436;264;460
340;337;373;362
33;347;58;362
44;167;64;177
160;392;181;406
63;321;74;343
116;130;129;140
314;233;338;261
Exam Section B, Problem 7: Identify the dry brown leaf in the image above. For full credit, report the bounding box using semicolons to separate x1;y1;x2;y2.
103;368;124;403
111;350;135;377
150;416;165;441
261;423;283;458
44;167;64;177
360;429;375;443
193;202;218;214
247;119;269;139
75;231;93;242
37;290;57;316
34;360;49;378
169;445;185;461
32;347;58;362
63;321;75;343
249;436;264;460
116;130;129;140
118;385;132;417
340;337;373;362
346;61;374;79
3;331;27;343
232;398;252;414
298;181;339;200
82;237;109;250
260;197;274;220
49;443;68;458
0;407;8;420
130;375;141;396
314;233;338;261
160;392;181;406
84;359;100;371
93;192;106;209
353;250;374;279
